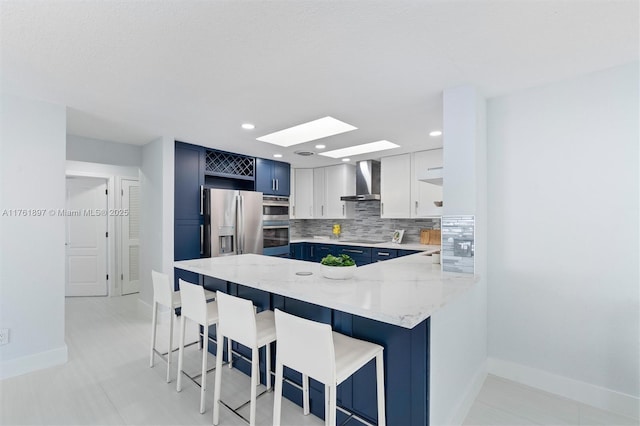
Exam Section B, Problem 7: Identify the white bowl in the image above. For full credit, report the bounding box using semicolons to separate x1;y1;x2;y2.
321;264;357;280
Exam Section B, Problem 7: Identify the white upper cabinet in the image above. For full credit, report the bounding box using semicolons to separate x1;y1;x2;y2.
293;168;314;219
292;164;355;220
325;164;355;219
313;167;326;218
312;164;355;219
380;154;412;218
411;149;443;217
380;150;444;218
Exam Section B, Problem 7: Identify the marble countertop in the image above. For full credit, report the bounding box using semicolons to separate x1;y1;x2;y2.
174;252;477;329
290;238;441;252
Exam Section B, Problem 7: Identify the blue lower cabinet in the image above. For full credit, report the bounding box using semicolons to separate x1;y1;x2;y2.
374;249;398;262
398;249;421;257
290;242;306;260
198;280;431;425
337;246;372;266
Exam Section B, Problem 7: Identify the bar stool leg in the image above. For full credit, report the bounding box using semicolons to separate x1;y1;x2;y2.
324;385;330;426
376;352;386;426
149;301;158;367
266;343;272;390
329;385;337;426
227;338;233;368
302;374;310;415
166;309;174;383
200;328;208;414
176;315;186;392
273;361;284;426
213;334;225;425
249;347;259;426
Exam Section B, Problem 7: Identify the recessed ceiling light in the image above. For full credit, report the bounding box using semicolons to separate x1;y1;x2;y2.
315;144;326;149
242;123;255;130
256;116;357;147
319;140;400;159
429;130;442;137
273;154;283;158
342;158;351;162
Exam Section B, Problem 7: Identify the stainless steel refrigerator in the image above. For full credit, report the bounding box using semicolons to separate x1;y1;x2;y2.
203;189;263;257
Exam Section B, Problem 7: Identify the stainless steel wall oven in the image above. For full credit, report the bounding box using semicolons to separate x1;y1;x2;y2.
262;196;290;257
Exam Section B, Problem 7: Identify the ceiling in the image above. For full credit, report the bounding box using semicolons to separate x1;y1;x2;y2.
1;1;637;167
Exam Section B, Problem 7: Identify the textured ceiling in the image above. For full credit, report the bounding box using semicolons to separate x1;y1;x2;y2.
1;1;637;167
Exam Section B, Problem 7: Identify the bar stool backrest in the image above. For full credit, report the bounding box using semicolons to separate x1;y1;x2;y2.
152;270;172;307
274;309;336;385
215;291;256;348
179;279;207;324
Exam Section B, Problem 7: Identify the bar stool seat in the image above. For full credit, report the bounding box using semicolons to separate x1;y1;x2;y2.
213;291;277;426
273;309;386;426
149;271;216;383
176;279;229;414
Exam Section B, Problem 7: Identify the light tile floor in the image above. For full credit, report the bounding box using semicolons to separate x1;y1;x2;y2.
0;295;637;426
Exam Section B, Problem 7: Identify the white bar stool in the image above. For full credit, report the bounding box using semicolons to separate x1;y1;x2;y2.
149;270;215;383
272;309;386;426
176;279;229;414
213;291;277;426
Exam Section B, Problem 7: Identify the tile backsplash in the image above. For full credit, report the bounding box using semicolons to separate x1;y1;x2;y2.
441;215;475;274
290;201;440;244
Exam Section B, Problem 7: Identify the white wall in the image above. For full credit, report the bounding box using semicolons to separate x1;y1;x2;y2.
67;134;142;167
487;63;639;418
0;94;68;379
430;86;488;425
139;136;174;307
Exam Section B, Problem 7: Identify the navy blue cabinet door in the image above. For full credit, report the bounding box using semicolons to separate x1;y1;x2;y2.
374;249;398;262
290;243;305;260
175;142;204;221
273;160;290;196
255;158;290;196
398;249;421;257
175;142;205;288
255;158;273;195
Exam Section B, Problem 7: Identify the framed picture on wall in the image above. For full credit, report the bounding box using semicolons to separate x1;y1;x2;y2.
392;229;405;244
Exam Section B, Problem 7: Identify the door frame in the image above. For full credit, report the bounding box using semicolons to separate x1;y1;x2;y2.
65;171;138;296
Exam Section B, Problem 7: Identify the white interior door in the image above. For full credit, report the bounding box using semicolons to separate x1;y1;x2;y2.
66;177;108;297
121;179;140;295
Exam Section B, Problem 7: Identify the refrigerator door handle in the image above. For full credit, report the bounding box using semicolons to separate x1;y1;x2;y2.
237;194;244;254
200;225;204;255
200;185;204;215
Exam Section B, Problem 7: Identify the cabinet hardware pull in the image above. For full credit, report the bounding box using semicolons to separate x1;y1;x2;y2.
415;201;418;214
321;205;324;216
200;225;204;255
292;206;295;217
272;179;275;191
276;179;279;191
342;204;345;216
200;185;204;215
344;249;363;254
381;202;384;215
377;252;389;256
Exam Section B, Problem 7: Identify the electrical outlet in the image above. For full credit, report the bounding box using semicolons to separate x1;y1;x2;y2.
0;328;9;345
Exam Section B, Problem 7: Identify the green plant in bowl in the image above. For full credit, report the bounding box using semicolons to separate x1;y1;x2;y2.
321;254;356;267
320;254;357;279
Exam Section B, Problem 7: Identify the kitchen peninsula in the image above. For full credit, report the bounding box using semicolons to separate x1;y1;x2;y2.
175;253;478;425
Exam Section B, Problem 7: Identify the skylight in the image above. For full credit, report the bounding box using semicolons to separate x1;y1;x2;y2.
256;116;357;147
318;140;400;159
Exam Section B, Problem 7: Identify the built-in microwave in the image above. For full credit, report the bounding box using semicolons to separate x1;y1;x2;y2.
262;196;290;221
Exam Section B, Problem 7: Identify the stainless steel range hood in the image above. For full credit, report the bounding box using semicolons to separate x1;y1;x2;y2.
340;160;381;201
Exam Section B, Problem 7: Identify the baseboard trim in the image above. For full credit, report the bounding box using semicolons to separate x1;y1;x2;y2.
447;360;488;426
487;357;640;420
0;344;68;380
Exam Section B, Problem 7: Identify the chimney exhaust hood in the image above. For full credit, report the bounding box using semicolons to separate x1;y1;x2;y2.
341;160;381;201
